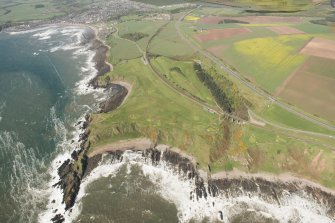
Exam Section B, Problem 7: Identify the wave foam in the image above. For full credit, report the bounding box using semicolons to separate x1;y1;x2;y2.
66;151;333;223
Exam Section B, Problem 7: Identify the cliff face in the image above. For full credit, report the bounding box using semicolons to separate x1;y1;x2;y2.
99;84;128;113
82;148;335;221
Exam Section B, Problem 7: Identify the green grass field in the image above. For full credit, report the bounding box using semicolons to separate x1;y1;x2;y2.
243;125;335;188
260;104;335;135
0;1;64;23
148;21;196;58
151;56;215;105
89;58;220;167
117;20;166;51
86;14;335;188
203;0;312;11
132;0;187;6
223;35;309;93
106;35;142;64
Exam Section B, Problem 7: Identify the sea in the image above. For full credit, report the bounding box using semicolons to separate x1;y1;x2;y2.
0;26;333;223
0;26;104;222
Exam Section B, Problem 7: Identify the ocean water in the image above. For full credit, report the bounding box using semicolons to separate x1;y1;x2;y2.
0;26;333;223
0;26;103;222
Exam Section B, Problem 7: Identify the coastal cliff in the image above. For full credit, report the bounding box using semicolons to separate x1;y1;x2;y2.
51;27;129;223
51;26;335;223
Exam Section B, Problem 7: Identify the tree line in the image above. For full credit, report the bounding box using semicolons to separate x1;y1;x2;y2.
194;63;234;113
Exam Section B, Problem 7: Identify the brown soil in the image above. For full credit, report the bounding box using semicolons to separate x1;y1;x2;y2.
311;150;326;174
277;59;335;122
88;138;155;157
267;26;305;35
207;45;227;57
195;28;251;42
300;38;335;60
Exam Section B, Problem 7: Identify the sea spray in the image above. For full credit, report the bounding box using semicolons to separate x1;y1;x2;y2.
69;149;334;223
0;131;48;222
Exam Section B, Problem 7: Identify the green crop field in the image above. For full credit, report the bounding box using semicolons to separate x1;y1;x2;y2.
148;21;196;58
0;1;64;23
132;0;187;6
260;104;335;135
222;35;309;93
202;0;312;11
117;20;166;51
106;36;143;64
0;0;110;24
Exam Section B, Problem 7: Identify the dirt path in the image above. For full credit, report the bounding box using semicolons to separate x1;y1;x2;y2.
88;138;155;158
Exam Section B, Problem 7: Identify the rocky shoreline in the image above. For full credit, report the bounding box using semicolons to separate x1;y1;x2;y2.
50;26;129;223
50;25;335;223
84;147;335;221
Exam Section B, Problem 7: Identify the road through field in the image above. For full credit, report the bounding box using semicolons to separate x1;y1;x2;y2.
176;6;335;133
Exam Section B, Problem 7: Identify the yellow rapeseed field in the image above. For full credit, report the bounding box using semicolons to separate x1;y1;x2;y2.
233;35;310;92
235;35;308;70
185;15;200;21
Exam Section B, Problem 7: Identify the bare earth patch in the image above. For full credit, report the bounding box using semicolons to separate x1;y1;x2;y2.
207;45;227;57
267;26;305;35
311;150;326;175
89;138;154;157
300;38;335;60
198;16;224;24
277;58;335;122
198;16;302;24
195;28;251;42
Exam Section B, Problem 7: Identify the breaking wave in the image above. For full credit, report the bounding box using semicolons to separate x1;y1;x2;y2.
0;131;48;222
68;151;334;223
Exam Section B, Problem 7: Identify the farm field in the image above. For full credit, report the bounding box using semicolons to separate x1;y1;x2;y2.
260;104;335;135
116;20;167;51
300;37;335;60
277;56;335;122
106;35;142;64
0;1;64;23
202;0;312;11
132;0;187;6
148;21;196;58
181;9;335;123
223;35;309;93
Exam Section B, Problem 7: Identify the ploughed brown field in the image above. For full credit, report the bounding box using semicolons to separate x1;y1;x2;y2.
277;56;335;122
198;16;303;24
267;26;305;35
207;45;227;57
300;38;335;60
195;28;251;42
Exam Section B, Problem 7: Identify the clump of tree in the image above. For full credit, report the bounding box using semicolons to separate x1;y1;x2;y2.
218;19;249;24
194;63;248;119
121;32;149;42
170;66;184;75
35;4;45;8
